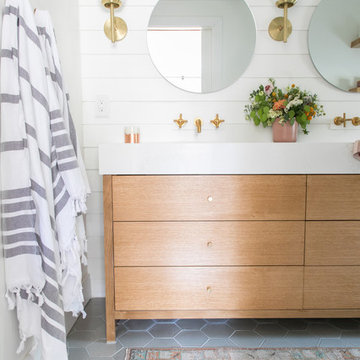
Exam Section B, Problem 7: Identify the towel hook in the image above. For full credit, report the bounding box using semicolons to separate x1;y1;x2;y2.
102;0;128;43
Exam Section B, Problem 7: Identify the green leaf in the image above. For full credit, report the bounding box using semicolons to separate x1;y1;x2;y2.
288;110;295;119
304;105;311;112
263;106;270;114
261;114;268;122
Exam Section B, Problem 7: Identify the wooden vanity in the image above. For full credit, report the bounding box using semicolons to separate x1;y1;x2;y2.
103;174;360;342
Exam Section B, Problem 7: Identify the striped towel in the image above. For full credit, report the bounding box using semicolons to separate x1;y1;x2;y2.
0;0;90;358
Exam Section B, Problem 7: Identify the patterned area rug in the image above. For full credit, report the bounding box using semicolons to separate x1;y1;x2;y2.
126;348;360;360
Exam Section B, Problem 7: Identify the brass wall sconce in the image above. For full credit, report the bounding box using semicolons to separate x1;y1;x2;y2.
334;113;360;127
174;114;188;128
102;0;128;43
269;0;296;43
211;114;225;129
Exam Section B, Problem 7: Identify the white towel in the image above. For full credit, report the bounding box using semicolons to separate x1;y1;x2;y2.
34;10;90;317
1;0;90;358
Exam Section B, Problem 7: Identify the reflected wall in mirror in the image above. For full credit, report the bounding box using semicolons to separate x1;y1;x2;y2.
309;0;360;92
147;0;256;94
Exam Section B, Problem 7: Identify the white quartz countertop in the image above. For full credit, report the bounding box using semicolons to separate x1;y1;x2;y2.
99;142;360;175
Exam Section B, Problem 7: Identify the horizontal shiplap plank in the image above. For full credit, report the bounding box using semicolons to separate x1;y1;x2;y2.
80;30;309;55
82;101;360;126
83;123;360;148
87;236;105;260
79;6;315;31
87;192;104;213
84;147;99;169
87;170;103;191
86;213;104;237
81;54;318;79
82;77;360;102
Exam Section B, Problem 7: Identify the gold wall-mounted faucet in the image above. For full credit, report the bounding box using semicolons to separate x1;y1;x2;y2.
211;114;225;129
195;118;202;133
334;113;360;127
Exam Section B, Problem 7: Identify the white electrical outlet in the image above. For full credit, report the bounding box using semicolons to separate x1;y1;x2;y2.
95;95;110;118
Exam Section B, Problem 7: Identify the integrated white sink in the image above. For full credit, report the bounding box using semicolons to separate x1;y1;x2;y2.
99;142;360;175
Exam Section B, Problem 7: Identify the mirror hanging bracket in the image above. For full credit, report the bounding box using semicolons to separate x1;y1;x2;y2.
102;0;128;43
268;0;296;43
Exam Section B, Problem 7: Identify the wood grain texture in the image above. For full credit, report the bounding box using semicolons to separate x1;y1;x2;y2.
113;309;360;320
114;266;303;311
103;175;116;342
112;175;306;221
114;221;305;266
304;266;360;309
306;221;360;265
307;175;360;220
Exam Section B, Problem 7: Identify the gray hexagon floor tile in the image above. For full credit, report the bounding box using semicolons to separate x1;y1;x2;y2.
318;338;352;348
176;319;206;330
86;339;123;357
204;319;227;324
175;330;208;347
229;331;264;348
261;337;292;348
341;329;360;346
201;324;233;338
116;324;127;338
155;319;177;323
67;330;97;348
202;338;234;347
278;319;307;331
68;348;90;360
307;323;341;338
284;330;320;347
329;319;360;330
124;320;155;331
227;319;257;331
118;331;153;347
85;298;105;318
76;316;105;331
149;323;181;338
113;348;127;360
255;323;287;337
146;338;180;348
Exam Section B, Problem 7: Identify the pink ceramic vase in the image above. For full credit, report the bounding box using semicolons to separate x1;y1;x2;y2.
272;118;298;143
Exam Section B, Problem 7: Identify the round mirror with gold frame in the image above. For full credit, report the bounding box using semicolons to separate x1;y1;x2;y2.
147;0;256;94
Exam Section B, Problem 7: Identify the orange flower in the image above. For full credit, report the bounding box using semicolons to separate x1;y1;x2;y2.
273;99;286;111
308;116;312;121
291;84;295;88
272;92;276;97
310;107;314;112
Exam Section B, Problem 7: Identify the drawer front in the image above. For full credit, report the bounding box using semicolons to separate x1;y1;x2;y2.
114;267;303;311
307;175;360;220
306;222;360;265
114;221;305;266
304;266;360;309
112;175;306;221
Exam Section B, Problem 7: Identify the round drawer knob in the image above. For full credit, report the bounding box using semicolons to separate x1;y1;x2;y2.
206;286;212;294
207;242;213;248
207;196;213;202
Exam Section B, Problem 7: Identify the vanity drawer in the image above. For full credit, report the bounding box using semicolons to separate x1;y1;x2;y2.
306;222;360;265
114;266;303;311
114;221;305;266
304;266;360;309
112;175;306;221
307;175;360;220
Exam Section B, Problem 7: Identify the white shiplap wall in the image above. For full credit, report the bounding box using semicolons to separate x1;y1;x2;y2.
79;0;360;297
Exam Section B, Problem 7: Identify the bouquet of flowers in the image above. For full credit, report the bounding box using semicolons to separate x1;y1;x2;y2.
245;79;325;134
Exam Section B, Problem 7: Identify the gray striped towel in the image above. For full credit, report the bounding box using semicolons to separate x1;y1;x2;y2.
0;0;90;358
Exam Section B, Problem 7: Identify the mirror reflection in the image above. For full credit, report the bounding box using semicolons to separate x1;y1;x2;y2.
309;0;360;92
147;0;256;94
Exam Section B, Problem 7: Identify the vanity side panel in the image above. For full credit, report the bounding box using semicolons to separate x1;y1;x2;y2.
112;175;306;221
103;175;116;342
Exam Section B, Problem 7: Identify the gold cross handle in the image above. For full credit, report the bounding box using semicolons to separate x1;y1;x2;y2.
334;113;360;127
174;114;188;128
211;114;225;129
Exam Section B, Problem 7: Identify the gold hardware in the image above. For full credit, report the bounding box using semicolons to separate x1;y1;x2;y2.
211;114;225;129
174;114;188;128
351;37;360;48
195;118;202;133
207;196;213;202
206;286;212;294
102;0;128;43
207;242;213;248
269;0;296;43
334;113;360;127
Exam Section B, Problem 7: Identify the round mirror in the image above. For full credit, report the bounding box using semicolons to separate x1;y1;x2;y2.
309;0;360;92
147;0;256;94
